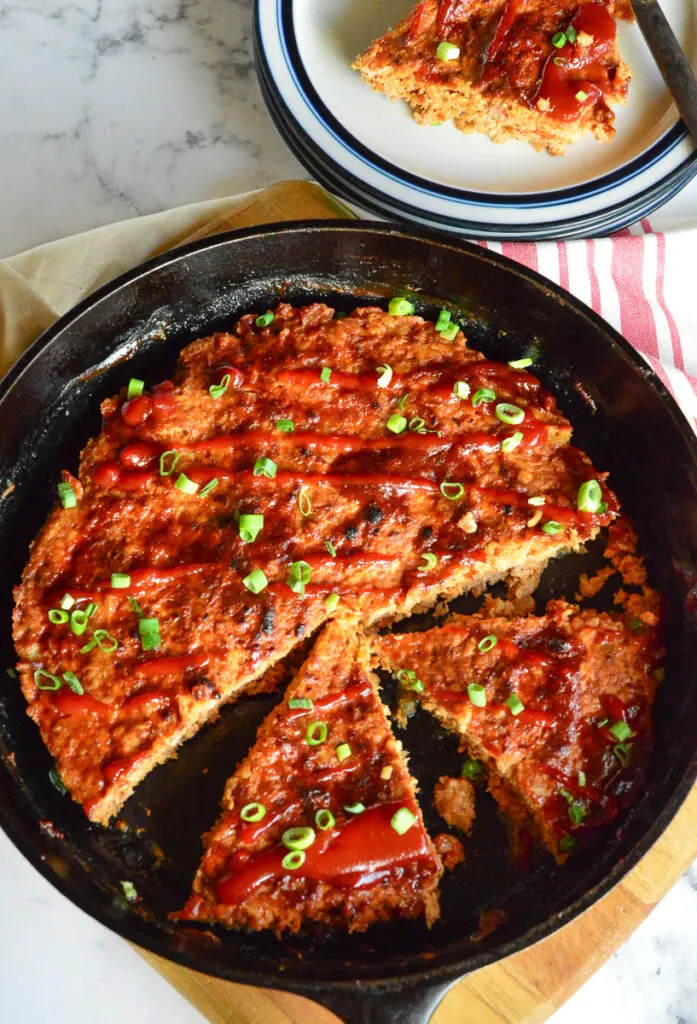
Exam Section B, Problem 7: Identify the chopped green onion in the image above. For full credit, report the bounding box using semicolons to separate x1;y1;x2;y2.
597;717;609;728
501;432;524;453
138;617;161;652
62;671;84;695
127;378;144;399
553;56;566;66
655;667;666;683
467;683;487;707
288;697;314;710
508;357;533;369
240;802;266;822
60;593;76;611
159;450;180;477
435;309;451;331
243;568;268;594
80;629;119;654
282;826;316;851
396;668;425;693
408;417;427;434
298;487;312;517
336;743;352;762
325;593;340;613
609;720;633;742
567;25;578;42
120;881;138;902
506;694;525;716
111;573;131;589
325;540;337;557
388;297;415;316
577;480;603;513
478;635;498;653
386;413;407;434
578;771;587;787
436;40;460;60
128;597;144;618
306;721;328;746
199;478;220;498
253;457;277;479
34;669;61;691
48;609;69;625
256;311;275;328
614;742;632;766
560;788;574;804
320;366;332;383
6;668;16;679
472;387;496;407
343;802;366;814
569;803;585;825
575;90;588;102
239;513;264;543
495;402;525;425
418;552;438;572
209;374;231;399
439;322;459;342
453;380;471;400
397;393;410;411
461;758;483;781
315;809;335;831
276;419;294;432
174;473;199;495
391;807;418;835
85;602;97;619
440;480;464;501
552;31;567;47
559;835;577;853
376;364;393;388
528;496;545;506
282;850;305;870
57;482;77;509
542;520;563;535
69;609;89;636
288;560;312;596
49;767;67;795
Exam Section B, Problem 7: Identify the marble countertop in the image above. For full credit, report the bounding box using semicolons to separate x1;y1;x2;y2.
1;2;696;1023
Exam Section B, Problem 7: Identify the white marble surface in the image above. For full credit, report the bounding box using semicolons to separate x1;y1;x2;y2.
1;2;697;1023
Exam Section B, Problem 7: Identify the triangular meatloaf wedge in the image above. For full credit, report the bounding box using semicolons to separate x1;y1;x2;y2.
13;301;616;824
373;595;663;860
354;0;632;156
177;619;442;934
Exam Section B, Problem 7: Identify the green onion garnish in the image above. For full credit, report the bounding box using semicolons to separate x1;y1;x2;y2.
288;697;314;710
614;742;632;766
127;378;144;399
609;720;633;742
478;635;498;653
508;357;533;369
495;402;525;425
541;520;563;535
174;473;199;495
288;560;312;596
576;480;603;513
320;366;332;383
461;758;483;781
239;513;264;543
560;788;574;804
418;552;437;572
453;381;471;400
501;432;524;453
388;297;415;316
436;40;460;60
85;602;97;619
199;478;220;499
575;90;588;102
209;374;231;399
256;311;275;328
80;629;118;654
62;671;84;695
440;480;464;501
567;25;578;42
6;668;17;679
306;721;328;746
111;573;131;589
552;31;567;47
467;683;487;707
243;568;268;594
315;809;335;831
240;802;266;822
506;694;525;716
253;457;277;479
129;597;144;618
325;540;337;557
553;56;566;66
528;496;545;506
58;482;77;509
439;322;459;342
408;417;427;434
282;850;305;871
391;807;418;834
49;767;67;795
578;771;587;787
336;743;352;763
48;609;69;625
655;667;666;682
298;487;312;517
435;309;451;331
325;593;340;613
472;387;496;407
396;668;425;693
69;609;89;636
559;836;577;853
60;593;76;610
34;669;61;691
282;826;316;851
276;419;294;432
397;393;410;410
138;617;161;651
376;364;393;388
120;881;138;902
344;802;366;814
569;803;585;825
159;451;180;476
386;413;407;434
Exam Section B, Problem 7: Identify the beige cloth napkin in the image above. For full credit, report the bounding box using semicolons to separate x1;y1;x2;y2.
0;181;353;380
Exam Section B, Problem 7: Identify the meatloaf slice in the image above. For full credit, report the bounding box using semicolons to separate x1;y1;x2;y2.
373;594;663;860
177;619;442;934
354;0;631;156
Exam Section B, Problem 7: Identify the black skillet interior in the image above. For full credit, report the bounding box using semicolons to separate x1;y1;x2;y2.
1;223;697;1024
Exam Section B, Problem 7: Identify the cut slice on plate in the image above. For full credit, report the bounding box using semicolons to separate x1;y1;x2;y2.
373;593;663;860
354;0;632;156
178;619;442;934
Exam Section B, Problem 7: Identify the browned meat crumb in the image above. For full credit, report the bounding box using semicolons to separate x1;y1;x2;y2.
434;832;466;870
434;775;477;835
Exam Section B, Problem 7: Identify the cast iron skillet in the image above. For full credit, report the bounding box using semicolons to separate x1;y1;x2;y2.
1;223;697;1024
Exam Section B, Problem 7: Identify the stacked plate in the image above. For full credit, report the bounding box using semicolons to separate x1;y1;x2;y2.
254;0;697;239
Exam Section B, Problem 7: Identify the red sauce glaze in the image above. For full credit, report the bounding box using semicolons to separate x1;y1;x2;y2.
122;690;173;713
216;801;434;905
283;682;373;723
103;750;150;786
409;0;428;40
52;691;111;719
121;396;153;427
213;366;245;389
93;461;154;490
304;553;399;572
93;461;121;488
151;391;177;423
485;0;523;68
188;467;442;495
276;369;399;392
120;443;161;469
134;653;209;678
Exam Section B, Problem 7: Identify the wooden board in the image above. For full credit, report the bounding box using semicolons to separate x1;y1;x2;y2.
133;179;697;1024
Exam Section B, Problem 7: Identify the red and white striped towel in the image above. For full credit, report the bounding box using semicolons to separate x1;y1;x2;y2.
480;220;697;429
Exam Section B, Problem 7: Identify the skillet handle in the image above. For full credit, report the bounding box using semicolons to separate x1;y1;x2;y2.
312;979;451;1024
